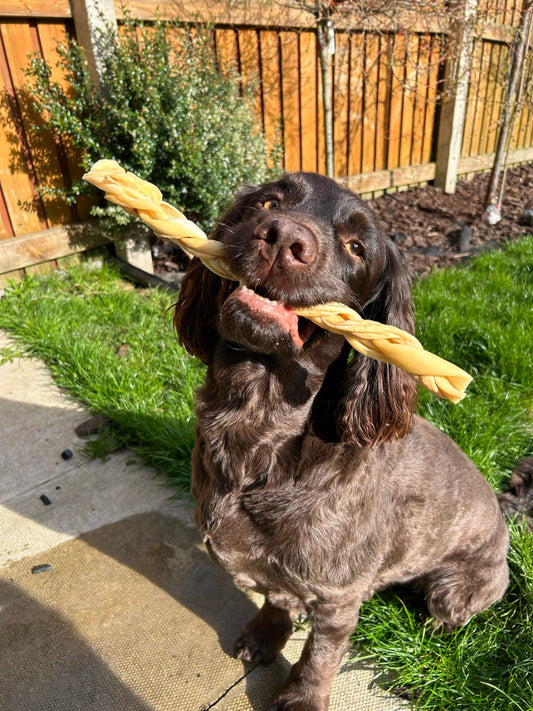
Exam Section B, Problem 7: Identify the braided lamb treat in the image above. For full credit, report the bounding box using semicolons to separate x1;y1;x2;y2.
83;160;472;403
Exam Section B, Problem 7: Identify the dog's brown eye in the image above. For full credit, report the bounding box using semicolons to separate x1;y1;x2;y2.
345;241;361;256
263;198;280;210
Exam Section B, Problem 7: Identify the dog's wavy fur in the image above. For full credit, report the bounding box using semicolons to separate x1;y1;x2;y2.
174;172;529;711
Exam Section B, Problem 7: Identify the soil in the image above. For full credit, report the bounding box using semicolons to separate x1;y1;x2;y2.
153;161;533;279
369;160;533;275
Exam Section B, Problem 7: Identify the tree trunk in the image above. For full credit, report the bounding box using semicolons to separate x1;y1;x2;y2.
317;14;335;178
485;0;533;210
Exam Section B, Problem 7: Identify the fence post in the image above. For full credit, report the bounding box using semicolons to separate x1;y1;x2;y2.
68;0;154;274
434;0;478;194
69;0;117;85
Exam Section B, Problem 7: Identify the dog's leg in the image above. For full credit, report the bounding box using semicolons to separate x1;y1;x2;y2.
424;539;509;629
235;599;296;665
269;600;360;711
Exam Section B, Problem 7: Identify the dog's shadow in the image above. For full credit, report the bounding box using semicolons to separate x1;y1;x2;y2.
78;510;293;710
81;511;418;710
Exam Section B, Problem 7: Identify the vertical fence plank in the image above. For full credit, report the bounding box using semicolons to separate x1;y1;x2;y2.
34;21;88;221
512;48;532;149
512;49;526;150
461;36;482;157
215;27;238;72
347;32;363;177
526;48;533;148
333;30;350;177
0;181;14;238
361;33;379;174
387;33;406;170
399;34;418;167
0;22;46;236
236;27;261;118
3;21;74;228
0;55;16;238
258;30;283;167
299;29;318;173
467;42;487;160
315;29;326;175
236;28;259;87
476;40;493;155
422;34;441;164
479;40;497;155
375;34;390;172
409;35;422;165
410;34;425;166
525;102;533;149
487;42;507;154
280;30;300;172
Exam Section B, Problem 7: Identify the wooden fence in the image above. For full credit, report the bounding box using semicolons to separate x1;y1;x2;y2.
0;0;532;282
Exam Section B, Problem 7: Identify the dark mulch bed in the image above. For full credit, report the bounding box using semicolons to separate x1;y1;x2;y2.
369;161;533;274
153;161;533;279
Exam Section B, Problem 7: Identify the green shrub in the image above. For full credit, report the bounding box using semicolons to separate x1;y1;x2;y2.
26;15;278;233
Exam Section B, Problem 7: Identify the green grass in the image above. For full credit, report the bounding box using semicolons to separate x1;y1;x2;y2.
353;237;533;711
0;266;205;492
414;239;533;489
0;237;532;710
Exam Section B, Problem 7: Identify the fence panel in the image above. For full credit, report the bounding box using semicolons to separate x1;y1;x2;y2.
0;14;85;240
0;0;532;260
461;33;533;161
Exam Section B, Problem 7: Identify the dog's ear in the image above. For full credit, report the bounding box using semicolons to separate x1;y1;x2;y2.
173;187;260;362
173;258;233;363
324;240;418;446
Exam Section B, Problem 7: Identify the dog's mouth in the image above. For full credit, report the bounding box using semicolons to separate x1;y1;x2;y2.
227;285;316;348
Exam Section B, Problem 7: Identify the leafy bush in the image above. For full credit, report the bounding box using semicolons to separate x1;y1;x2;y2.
26;15;278;233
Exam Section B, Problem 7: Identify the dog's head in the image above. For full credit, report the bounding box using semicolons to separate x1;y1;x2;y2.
174;172;417;445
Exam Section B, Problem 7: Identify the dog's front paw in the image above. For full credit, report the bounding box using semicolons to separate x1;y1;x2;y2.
234;626;286;665
235;630;270;665
234;603;294;665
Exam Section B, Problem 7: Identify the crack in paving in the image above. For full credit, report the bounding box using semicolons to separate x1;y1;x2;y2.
200;664;258;710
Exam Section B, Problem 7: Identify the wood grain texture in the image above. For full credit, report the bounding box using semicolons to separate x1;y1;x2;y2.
0;223;108;273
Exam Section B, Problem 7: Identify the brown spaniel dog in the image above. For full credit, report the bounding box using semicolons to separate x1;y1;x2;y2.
174;172;529;711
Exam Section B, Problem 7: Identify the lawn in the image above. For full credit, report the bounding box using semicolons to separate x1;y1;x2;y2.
0;266;204;491
0;237;532;710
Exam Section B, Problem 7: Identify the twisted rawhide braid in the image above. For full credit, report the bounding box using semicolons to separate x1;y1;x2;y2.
83;160;472;403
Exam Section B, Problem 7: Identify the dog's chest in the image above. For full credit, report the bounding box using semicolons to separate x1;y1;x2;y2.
195;435;371;594
203;488;341;595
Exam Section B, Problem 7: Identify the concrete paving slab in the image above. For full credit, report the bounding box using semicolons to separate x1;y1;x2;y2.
0;512;403;711
0;398;86;503
0;330;186;563
0;352;88;502
0;448;183;565
0;512;249;711
0;332;406;710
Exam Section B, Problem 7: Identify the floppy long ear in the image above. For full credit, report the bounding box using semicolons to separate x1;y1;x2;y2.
173;258;234;363
332;240;418;446
172;188;260;362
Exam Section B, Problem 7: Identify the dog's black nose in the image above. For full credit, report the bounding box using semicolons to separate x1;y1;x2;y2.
255;216;317;267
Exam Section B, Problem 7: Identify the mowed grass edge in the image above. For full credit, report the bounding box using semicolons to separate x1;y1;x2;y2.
0;266;204;492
